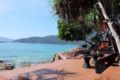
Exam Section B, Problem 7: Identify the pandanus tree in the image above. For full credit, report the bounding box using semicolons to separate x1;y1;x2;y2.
52;0;120;53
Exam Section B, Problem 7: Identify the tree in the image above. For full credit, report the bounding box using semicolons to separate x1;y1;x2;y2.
52;0;100;41
52;0;120;53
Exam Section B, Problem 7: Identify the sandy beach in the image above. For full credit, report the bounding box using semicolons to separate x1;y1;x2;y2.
0;58;119;80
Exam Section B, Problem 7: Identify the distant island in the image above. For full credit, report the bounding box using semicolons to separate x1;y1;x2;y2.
13;35;78;44
0;35;78;44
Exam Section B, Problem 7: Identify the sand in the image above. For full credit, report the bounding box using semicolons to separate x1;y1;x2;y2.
0;58;119;80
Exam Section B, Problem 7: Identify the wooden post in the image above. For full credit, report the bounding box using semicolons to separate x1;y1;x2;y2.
97;1;120;65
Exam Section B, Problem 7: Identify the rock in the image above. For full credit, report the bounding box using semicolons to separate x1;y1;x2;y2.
52;54;63;62
0;60;15;70
52;48;84;62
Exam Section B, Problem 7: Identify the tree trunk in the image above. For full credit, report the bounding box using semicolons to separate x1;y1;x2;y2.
97;1;120;55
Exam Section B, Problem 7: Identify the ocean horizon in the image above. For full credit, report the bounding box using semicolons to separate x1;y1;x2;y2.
0;43;78;67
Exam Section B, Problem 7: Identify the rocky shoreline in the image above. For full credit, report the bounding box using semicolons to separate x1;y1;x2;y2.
52;47;85;62
0;47;83;70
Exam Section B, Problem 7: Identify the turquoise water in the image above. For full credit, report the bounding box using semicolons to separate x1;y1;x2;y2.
0;43;77;67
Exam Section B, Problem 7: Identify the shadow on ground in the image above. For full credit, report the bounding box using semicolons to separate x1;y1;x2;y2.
18;69;76;80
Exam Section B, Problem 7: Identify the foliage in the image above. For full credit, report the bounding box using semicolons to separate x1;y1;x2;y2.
52;0;120;41
58;20;93;41
84;6;99;30
57;6;99;41
101;0;120;18
52;0;97;22
52;0;120;22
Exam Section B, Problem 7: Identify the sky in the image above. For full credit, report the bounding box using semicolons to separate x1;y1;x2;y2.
0;0;58;39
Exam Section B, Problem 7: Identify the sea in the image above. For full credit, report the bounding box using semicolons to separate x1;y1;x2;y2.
0;43;78;67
